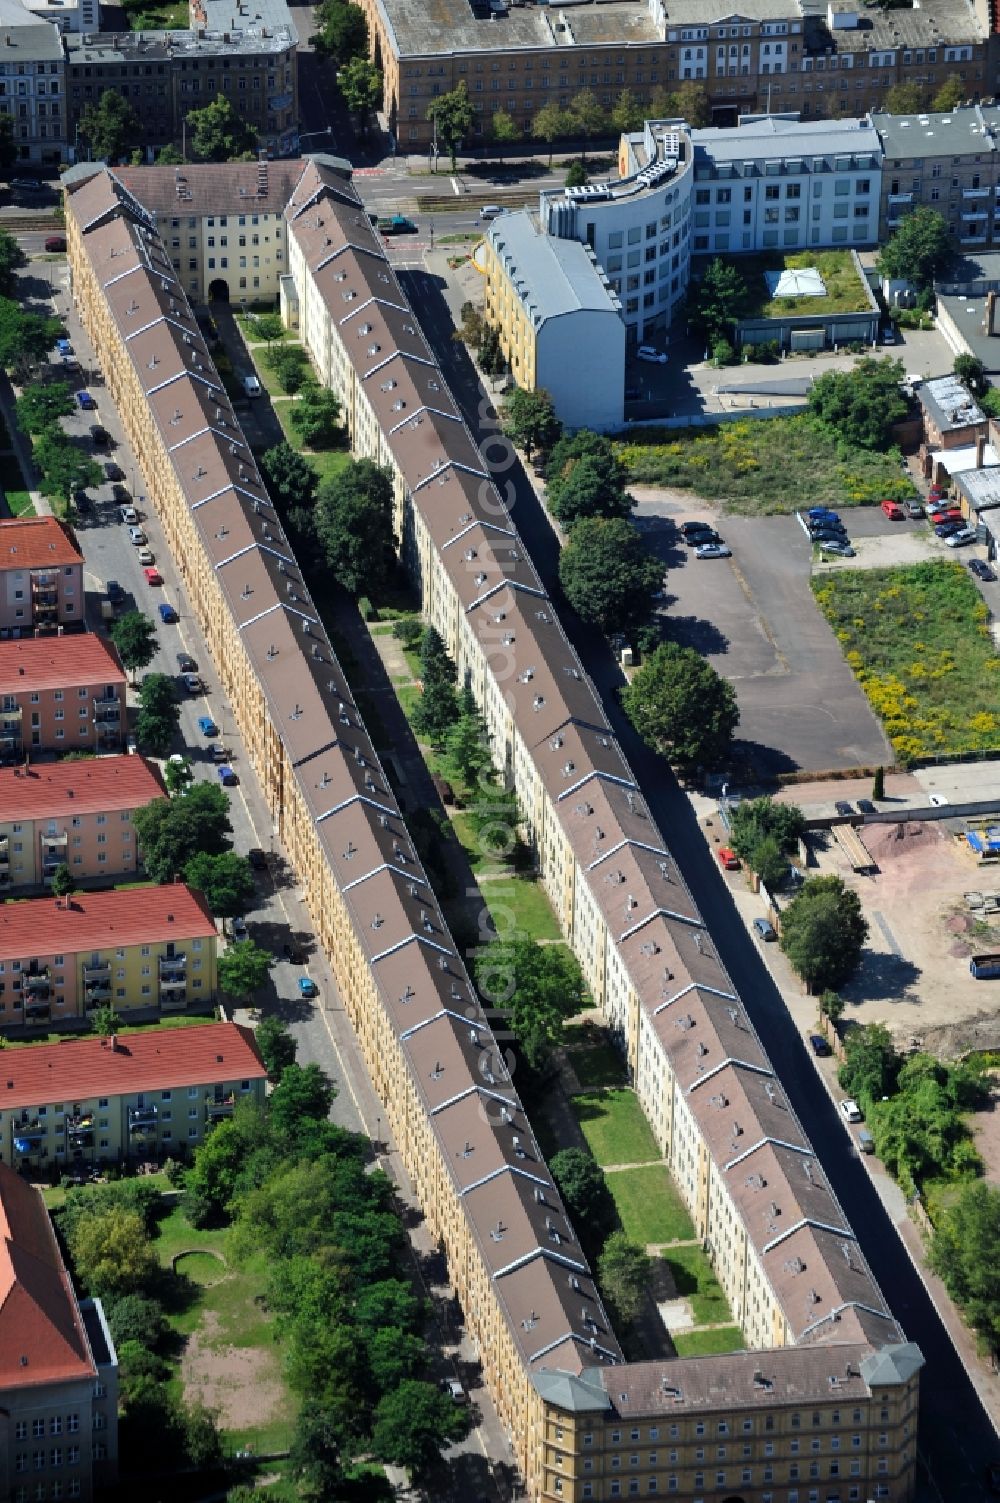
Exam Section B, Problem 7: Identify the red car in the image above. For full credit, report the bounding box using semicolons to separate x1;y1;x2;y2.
143;565;163;585
880;498;905;520
934;508;963;525
717;846;740;871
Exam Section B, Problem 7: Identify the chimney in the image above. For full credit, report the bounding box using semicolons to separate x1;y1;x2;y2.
976;432;987;468
110;1034;119;1052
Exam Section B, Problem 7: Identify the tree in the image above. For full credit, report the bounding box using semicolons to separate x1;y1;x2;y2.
109;611;158;683
133;782;233;883
33;430;103;505
564;160;588;189
550;1148;616;1238
838;1021;900;1106
70;1208;158;1297
15;380;74;436
370;1380;468;1474
0;228;24;297
311;0;368;64
50;862;75;902
473;938;586;1072
688;256;750;348
184;850;256;919
367;1327;426;1390
877;206;950;290
467;779;521;862
156;143;185;165
501;387;563;461
610;88;644;134
181;1402;222;1470
729;797;804;867
101;1292;166;1351
872;765;885;801
134;672;180;758
339;55;382;134
930;1181;1000;1355
807;357;909;451
411;627;459;746
567;90;606;162
427;82;474;171
491;108;520;162
163;755;193;797
932;74;965;111
819;989;845;1028
255;1015;298;1078
218;938;273;1005
885;81;923;113
186;96;257;162
559;516;662;637
264;342;311;394
598;1231;651;1327
442;705;491;789
746;834;789;892
287;384;343;448
532;102;570;166
779;874;869;992
314;457;395;596
673;80;710;127
91;1005;124;1038
78;91;139;161
260;442;320;513
289;1400;346;1501
622;641;740;773
0;299;61;375
954;352;988;397
548;454;633;528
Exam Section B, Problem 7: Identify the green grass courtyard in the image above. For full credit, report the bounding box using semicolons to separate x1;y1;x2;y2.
571;1088;661;1167
605;1163;695;1245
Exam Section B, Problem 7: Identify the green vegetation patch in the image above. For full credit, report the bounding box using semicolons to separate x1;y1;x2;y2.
673;1325;745;1358
572;1088;661;1167
121;0;187;27
605;1163;695;1246
173;1249;226;1286
0;452;32;516
811;561;1000;763
740;249;872;319
614;415;915;514
482;876;562;943
660;1243;733;1325
568;1038;628;1089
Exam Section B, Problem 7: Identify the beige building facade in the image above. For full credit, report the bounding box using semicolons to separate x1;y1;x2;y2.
66;159;922;1503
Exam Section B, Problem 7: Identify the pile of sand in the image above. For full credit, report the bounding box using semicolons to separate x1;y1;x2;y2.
863;820;944;862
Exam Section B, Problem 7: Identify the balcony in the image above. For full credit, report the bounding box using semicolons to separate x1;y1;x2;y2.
159;987;188;1012
206;1092;236;1118
66;1112;94;1148
964;186;991;199
93;700;121;726
962;207;988;222
127;1104;157;1132
13;1117;44;1140
24;1001;50;1022
84;959;111;979
887;191;914;204
159;953;187;976
84;980;113;1005
23;970;50;997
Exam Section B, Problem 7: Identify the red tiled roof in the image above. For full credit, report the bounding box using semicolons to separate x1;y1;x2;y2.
0;755;166;823
0;518;83;572
0;883;217;960
0;1022;266;1111
0;635;125;694
0;1164;95;1389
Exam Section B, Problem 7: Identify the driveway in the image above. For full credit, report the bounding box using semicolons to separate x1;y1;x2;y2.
634;495;894;776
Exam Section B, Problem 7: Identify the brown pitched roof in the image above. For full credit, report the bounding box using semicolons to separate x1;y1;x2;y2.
0;517;83;571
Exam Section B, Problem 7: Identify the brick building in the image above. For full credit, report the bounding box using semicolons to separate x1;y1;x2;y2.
0;636;125;760
0;518;84;639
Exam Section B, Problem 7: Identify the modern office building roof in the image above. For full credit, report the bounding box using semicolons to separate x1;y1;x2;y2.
692;113;881;169
0;518;84;573
486;211;621;327
0;1164;96;1390
0;634;125;694
0;1022;266;1112
0;755;166;824
0;883;216;960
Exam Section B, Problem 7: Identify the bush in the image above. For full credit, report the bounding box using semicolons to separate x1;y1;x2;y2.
392;618;424;649
358;596;376;621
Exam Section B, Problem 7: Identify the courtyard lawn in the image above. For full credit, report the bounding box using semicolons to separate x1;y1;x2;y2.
614;414;915;514
482;877;562;944
571;1088;661;1167
661;1244;733;1326
740;249;872;319
605;1163;695;1245
566;1037;628;1090
673;1326;745;1358
811;560;1000;763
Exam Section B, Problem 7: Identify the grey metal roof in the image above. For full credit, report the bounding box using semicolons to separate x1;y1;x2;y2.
917;374;985;433
859;1343;925;1387
532;1367;613;1412
872;105;1000;163
486;210;620;328
692;113;881;169
955;464;1000;511
0;0;64;59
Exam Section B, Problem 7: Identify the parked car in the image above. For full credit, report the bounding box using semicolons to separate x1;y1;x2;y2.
137;548;155;567
935;521;964;539
176;651;198;672
934;507;964;525
180;673;201;694
45;235;67;252
880;325;898;344
248;848;268;871
442;1378;467;1404
807;507;840;521
10;177;42;193
198;715;220;737
809;1034;832;1057
158;602;178;623
679;520;716;538
143;565;162;585
819;539;856;557
208;742;229;763
904;498;924;518
284;942;306;963
970;558;998;582
835;800;854;817
106;579;124;602
684;528;721;547
947;527;977;548
478;204;502;221
89;425;110;446
716;846;740;870
242;374;262;398
809;521;848;538
76;390;96;410
840;1098;863;1123
73;491;91;514
637;345;668;364
120;504;138;524
298;976;319;998
880;498;905;520
55;337;72;355
857;798;877;815
231;915;248;940
695;542;732;559
129;526;147;546
753;916;777;942
217;764;238;786
104;461;124;481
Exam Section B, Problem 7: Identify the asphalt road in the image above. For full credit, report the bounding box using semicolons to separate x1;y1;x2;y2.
390;260;999;1501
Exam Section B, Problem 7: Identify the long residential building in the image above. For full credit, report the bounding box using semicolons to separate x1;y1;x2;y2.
0;635;125;759
0;754;166;891
0;883;218;1030
64;157;922;1503
0;1163;118;1503
0;1022;266;1172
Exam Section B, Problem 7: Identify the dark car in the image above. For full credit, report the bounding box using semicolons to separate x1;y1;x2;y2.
106;579;124;602
935;520;963;538
679;521;715;538
45;234;67;252
753;917;777;942
112;483;131;505
684;528;722;547
857;798;877;815
809;1034;832;1057
970;558;998;582
89;425;110;446
834;800;854;817
103;461;124;481
809;520;848;537
176;651;198;673
248;848;268;871
283;941;306;963
73;490;91;514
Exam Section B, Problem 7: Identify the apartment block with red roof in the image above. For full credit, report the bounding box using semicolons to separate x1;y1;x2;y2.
0;518;85;638
0;756;167;891
0;637;126;760
0;885;218;1032
0;1162;118;1502
0;1022;266;1174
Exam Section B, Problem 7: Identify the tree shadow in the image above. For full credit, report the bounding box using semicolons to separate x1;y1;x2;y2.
660;612;731;657
842;951;923;1006
730;737;802;779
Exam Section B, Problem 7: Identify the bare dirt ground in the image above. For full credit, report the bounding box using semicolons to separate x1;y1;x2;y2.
180;1308;286;1433
810;820;1000;1055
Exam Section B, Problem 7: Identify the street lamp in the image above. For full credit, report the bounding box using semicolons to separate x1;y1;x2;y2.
298;126;335;152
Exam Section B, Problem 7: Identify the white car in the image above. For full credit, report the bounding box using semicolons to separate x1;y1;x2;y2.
946;527;977;548
637;345;668;364
242;374;262;398
695;542;732;559
839;1099;863;1124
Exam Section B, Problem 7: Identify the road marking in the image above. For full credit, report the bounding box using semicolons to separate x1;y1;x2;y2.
450;176;461;196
